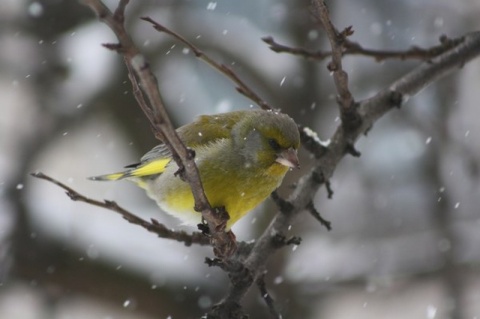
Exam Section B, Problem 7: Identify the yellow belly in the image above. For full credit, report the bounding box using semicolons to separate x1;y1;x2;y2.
147;163;289;229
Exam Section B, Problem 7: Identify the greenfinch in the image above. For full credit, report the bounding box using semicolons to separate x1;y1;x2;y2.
90;110;300;229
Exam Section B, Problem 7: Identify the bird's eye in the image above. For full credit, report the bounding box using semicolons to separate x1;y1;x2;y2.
268;138;281;150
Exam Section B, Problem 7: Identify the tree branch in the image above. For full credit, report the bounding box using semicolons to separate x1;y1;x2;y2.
263;34;465;62
306;201;331;231
256;274;281;319
310;0;360;133
31;172;209;246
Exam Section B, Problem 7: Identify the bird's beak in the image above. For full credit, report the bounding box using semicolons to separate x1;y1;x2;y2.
276;147;300;169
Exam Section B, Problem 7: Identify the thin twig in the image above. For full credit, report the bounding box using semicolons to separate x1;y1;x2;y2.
141;16;273;111
263;35;465;62
306;201;331;231
311;1;353;105
256;274;282;319
124;59;165;139
271;234;302;248
31;172;209;246
311;0;360;132
344;35;465;62
263;36;332;60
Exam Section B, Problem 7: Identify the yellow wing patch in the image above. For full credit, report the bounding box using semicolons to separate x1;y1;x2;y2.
129;158;171;177
89;158;171;181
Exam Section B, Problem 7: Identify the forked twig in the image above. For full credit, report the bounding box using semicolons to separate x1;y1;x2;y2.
311;0;360;132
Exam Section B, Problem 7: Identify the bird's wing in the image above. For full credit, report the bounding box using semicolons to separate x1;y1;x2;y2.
88;143;171;182
140;111;246;162
89;110;250;182
175;110;247;146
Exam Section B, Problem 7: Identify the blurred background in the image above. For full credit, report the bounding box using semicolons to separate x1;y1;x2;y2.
1;0;480;318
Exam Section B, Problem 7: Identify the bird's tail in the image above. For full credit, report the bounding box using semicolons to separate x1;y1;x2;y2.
88;171;129;181
88;158;171;182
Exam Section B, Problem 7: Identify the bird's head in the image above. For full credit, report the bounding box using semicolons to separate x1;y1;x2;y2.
233;110;300;171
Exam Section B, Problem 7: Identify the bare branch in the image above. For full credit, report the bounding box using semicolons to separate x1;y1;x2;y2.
306;201;331;231
310;0;360;133
30;172;209;246
263;34;465;62
256;274;281;319
344;35;465;62
262;36;332;60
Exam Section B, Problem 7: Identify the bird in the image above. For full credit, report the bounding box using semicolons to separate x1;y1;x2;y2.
89;109;300;230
